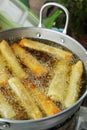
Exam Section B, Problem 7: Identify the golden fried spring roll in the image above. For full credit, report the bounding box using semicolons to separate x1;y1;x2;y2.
25;83;61;116
0;40;28;79
64;61;83;108
0;91;16;119
47;60;70;103
8;77;42;119
0;53;10;85
0;85;28;120
19;38;72;60
12;43;47;77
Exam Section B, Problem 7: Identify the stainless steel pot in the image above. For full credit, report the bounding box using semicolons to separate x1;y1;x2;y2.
0;3;87;130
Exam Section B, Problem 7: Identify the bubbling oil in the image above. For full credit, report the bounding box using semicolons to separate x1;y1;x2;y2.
10;38;86;98
0;38;86;120
18;38;79;94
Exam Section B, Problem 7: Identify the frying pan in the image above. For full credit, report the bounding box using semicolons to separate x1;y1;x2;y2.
0;2;87;130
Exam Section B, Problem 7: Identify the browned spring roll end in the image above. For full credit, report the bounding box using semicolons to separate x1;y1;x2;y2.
19;38;72;60
12;43;48;77
24;82;61;117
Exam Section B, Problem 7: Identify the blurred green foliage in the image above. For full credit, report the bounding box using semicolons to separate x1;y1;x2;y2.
44;10;62;29
20;0;87;35
19;0;29;8
56;0;87;35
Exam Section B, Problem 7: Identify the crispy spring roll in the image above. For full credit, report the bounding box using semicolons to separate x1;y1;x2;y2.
0;91;16;119
25;82;61;116
0;85;28;120
0;40;28;79
19;38;72;60
8;77;42;119
64;61;83;108
0;53;10;85
47;60;70;103
12;43;47;77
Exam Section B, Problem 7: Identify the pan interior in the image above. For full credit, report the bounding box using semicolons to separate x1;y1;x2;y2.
0;31;86;122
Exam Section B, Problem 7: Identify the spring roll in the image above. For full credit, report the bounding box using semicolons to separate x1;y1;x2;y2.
25;82;61;116
19;38;72;60
64;61;83;108
0;91;16;119
47;60;70;103
0;85;28;120
12;43;47;77
0;40;28;79
8;77;42;119
0;53;10;85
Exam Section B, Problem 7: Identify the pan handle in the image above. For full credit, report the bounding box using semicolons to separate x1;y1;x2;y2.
38;2;69;34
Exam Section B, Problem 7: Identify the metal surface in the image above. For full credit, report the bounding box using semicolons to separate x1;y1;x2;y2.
0;27;87;130
75;107;87;130
0;2;87;130
38;2;69;34
0;122;10;130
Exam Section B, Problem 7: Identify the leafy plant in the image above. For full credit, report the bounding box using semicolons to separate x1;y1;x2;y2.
44;10;62;28
56;0;87;35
